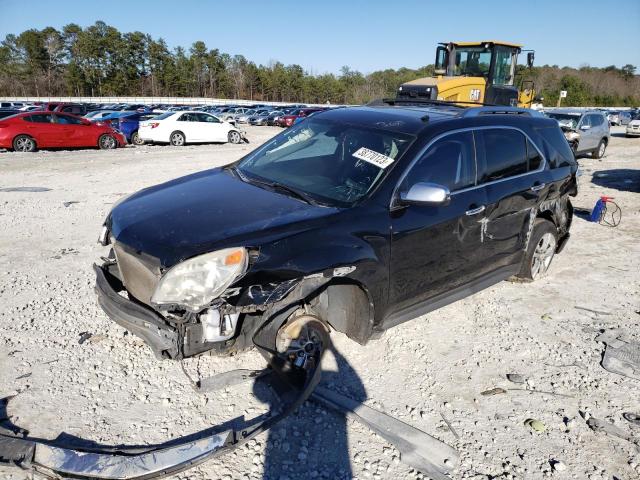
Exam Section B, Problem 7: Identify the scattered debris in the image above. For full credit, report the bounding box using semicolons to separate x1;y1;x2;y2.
15;373;31;380
481;387;507;396
313;385;459;480
87;334;106;344
524;418;546;433
551;460;567;472
440;412;460;440
506;373;526;384
575;305;612;316
0;186;51;192
623;412;640;427
63;201;80;207
51;247;79;259
541;313;552;320
596;330;640;381
78;332;93;344
508;388;574;399
586;416;638;446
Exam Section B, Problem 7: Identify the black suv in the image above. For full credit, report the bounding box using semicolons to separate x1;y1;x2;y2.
96;102;577;364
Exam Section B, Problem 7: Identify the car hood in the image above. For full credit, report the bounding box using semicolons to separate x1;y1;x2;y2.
107;168;339;267
628;120;640;126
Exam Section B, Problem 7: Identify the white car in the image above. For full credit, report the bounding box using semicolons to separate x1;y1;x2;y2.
626;117;640;137
138;111;245;146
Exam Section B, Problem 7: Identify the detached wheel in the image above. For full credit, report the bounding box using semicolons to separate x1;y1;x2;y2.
517;219;558;281
228;130;242;144
13;135;37;152
593;139;606;159
131;131;144;146
98;134;117;150
170;131;185;146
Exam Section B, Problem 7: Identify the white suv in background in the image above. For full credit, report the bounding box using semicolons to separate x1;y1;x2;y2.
626;114;640;137
139;111;245;146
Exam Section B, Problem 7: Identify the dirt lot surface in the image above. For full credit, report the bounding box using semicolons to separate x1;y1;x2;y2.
0;126;639;480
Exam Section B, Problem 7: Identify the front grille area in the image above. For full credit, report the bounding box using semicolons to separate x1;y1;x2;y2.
113;242;162;305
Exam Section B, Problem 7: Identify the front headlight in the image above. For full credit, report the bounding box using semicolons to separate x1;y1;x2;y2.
151;247;248;312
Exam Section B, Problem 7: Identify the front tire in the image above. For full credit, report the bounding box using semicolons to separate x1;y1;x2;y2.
13;135;36;152
593;139;606;159
228;130;242;144
170;131;185;146
517;219;558;281
98;134;117;150
131;131;144;146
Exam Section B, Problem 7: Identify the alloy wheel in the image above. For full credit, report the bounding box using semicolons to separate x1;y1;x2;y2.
14;137;35;152
228;131;241;144
100;135;116;149
171;132;184;146
531;233;556;279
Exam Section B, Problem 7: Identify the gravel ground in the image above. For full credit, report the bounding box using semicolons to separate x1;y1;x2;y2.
0;126;639;480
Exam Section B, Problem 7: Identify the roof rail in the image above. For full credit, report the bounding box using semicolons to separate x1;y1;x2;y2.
460;106;543;117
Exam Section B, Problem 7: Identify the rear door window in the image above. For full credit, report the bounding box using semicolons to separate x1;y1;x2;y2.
55;114;83;125
25;114;54;123
404;131;476;191
475;128;528;183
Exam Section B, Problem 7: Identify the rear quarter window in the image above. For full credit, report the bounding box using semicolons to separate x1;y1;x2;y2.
534;125;576;168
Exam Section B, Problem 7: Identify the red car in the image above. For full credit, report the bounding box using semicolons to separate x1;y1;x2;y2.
0;112;126;152
276;108;325;127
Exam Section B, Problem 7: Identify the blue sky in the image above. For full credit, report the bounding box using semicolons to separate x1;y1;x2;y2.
1;0;638;74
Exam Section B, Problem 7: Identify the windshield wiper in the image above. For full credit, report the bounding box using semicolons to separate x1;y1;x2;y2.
229;165;326;206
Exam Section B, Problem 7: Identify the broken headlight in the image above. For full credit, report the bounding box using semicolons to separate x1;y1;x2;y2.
151;248;248;312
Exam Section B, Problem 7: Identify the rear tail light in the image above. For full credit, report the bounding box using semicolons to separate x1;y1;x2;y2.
150;122;160;129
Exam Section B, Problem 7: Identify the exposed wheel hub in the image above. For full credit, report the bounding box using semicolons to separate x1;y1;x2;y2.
276;314;329;373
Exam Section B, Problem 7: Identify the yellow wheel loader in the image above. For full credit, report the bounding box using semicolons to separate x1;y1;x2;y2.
397;41;536;108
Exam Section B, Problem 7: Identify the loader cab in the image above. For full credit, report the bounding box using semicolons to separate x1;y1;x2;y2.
435;41;523;105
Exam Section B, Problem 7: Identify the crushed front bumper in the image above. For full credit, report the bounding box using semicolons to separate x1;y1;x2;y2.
94;264;179;359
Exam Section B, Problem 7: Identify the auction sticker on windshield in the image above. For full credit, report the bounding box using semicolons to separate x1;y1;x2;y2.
352;147;394;168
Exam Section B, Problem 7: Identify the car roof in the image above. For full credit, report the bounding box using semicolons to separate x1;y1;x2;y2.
549;109;604;116
313;105;462;135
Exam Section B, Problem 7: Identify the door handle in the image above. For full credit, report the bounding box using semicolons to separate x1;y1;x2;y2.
531;183;546;192
465;205;485;216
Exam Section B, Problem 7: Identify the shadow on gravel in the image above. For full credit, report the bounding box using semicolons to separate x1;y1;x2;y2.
257;346;365;480
0;347;365;480
591;169;640;193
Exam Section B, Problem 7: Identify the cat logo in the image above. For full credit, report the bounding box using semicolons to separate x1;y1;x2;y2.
470;89;481;101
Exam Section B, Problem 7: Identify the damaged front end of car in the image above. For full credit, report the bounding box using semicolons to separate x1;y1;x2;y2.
95;232;335;361
1;247;335;479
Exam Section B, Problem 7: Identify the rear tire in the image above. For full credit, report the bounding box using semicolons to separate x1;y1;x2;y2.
228;130;242;144
170;131;185;146
98;134;117;150
12;135;36;152
592;139;606;159
517;219;558;282
131;131;144;146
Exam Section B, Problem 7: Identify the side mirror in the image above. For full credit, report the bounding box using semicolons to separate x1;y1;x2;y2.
580;125;591;131
399;182;451;206
527;52;535;68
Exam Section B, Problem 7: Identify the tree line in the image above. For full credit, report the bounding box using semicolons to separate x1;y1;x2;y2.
0;21;638;106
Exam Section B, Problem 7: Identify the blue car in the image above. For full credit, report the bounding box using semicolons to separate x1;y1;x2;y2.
98;111;159;145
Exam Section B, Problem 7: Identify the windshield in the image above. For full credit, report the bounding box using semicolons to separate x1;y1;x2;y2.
236;119;414;206
547;113;581;129
451;47;492;77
